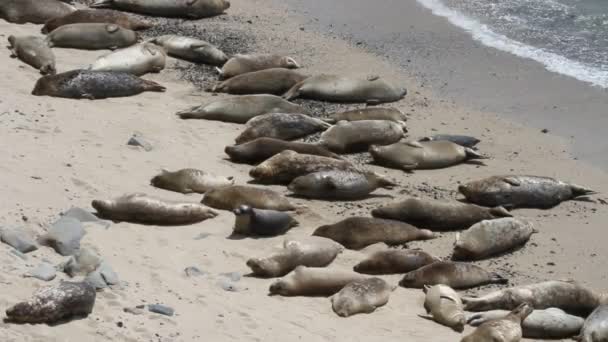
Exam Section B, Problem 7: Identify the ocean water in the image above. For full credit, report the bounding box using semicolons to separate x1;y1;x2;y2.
417;0;608;88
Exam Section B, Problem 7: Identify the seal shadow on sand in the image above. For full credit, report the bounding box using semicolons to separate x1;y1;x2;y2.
92;213;209;227
368;160;488;173
286;193;394;201
3;314;89;327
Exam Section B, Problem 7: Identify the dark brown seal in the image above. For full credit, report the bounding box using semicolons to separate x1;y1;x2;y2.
225;137;341;164
212;68;308;95
42;9;153;34
201;185;297;211
399;261;508;289
232;205;299;236
353;249;439;275
0;0;75;24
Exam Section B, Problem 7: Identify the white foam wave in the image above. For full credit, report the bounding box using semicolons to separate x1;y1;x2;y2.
416;0;608;88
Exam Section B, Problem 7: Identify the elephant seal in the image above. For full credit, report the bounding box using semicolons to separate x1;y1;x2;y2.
332;278;393;317
269;266;368;297
92;193;218;225
0;0;75;24
232;205;299;236
212;68;308;95
201;185;297;211
235;113;330;144
150;168;234;194
467;308;585;339
148;35;227;66
461;280;603;316
419;134;480;148
313;217;436;250
369;140;484;171
577;305;608;342
176;95;309;123
287;170;396;200
8;35;56;75
354;249;439;275
283;74;407;104
5;281;95;324
461;303;533;342
399;261;508;289
90;0;230;19
42;9;153;34
371;197;511;231
46;23;138;50
320;120;406;154
422;284;465;332
453;218;536;261
32;70;165;99
458;175;596;209
89;43;166;75
246;236;343;277
325;107;407;125
249;150;357;185
218;54;300;79
225;138;341;164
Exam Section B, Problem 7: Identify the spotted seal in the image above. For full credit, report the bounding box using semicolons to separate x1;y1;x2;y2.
287;170;396;200
0;0;75;24
461;303;533;342
148;35;227;65
332;278;393;317
201;185;297;211
90;0;230;19
42;9;153;34
225;138;341;164
46;23;138;50
150;168;234;194
269;266;368;297
218;54;300;79
235;113;331;144
232;205;299;236
399;261;508;289
319;120;406;154
212;68;308;95
8;35;56;75
422;284;466;332
353;249;439;275
89;43;166;75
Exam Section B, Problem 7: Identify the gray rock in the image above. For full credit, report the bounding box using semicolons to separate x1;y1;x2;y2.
9;249;27;260
64;248;101;277
123;306;144;315
127;133;153;151
1;228;38;253
85;270;108;290
86;261;120;289
220;272;241;282
63;207;111;228
194;233;211;240
148;304;174;316
40;217;85;256
217;279;240;292
25;262;56;281
184;266;206;277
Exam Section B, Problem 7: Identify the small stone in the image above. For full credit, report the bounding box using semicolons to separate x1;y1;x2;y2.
217;279;239;292
541;129;549;134
86;261;119;289
64;248;101;277
547;262;556;266
39;217;85;256
193;233;211;240
124;307;144;315
25;262;56;281
148;304;174;316
184;267;206;277
117;321;124;328
1;227;38;253
127;133;153;151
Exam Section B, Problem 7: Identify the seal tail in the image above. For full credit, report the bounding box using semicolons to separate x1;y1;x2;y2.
570;184;597;198
282;81;305;100
464;148;487;160
175;107;196;119
489;273;509;285
321;117;337;124
142;79;166;92
89;0;113;8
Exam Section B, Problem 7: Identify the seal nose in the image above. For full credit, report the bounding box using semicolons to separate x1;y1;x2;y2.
457;184;468;195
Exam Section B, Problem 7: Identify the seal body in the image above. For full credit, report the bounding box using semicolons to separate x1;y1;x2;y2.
332;278;392;317
0;0;75;24
5;281;96;324
423;284;466;332
313;217;436;250
320;120;406;153
89;43;166;75
458;175;596;209
176;95;308;123
46;23;138;50
283;74;407;104
149;35;227;65
461;304;533;342
399;261;508;289
326;107;406;124
212;68;308;95
201;185;296;211
220;54;300;79
150;168;234;194
42;9;153;34
453;218;536;261
578;305;608;342
353;249;439;275
419;134;480;148
225;138;341;164
235;113;330;144
232;205;298;236
269;266;368;297
92;193;218;225
32;70;165;99
8;35;56;75
288;170;396;200
371;197;511;231
90;0;230;19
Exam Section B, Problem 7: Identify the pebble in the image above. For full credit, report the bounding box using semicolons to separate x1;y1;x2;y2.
193;233;211;240
86;261;120;289
25;262;56;281
148;304;174;317
127;133;153;151
217;279;240;292
124;307;144;315
0;227;38;253
184;266;206;277
64;248;101;277
39;216;85;256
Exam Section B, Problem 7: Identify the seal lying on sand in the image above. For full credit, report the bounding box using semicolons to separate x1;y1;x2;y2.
319;120;406;154
32;70;165;99
419;134;480;148
0;0;75;24
422;284;466;332
332;278;393;317
225;138;341;164
235;113;331;144
89;43;166;76
354;249;439;275
458;175;596;209
5;281;96;324
371;197;511;231
8;35;56;75
42;9;153;34
269;266;368;297
399;261;508;289
150;168;234;194
46;23;138;50
577;305;608;342
461;303;533;342
90;0;230;19
92;193;218;225
212;68;308;95
232;205;299;236
288;170;396;200
201;185;297;211
218;54;300;79
325;107;407;125
148;35;227;66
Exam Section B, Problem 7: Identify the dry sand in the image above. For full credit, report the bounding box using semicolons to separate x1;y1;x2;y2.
0;0;607;341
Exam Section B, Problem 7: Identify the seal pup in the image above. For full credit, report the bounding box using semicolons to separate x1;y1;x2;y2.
90;0;230;19
283;74;407;104
576;305;608;342
287;170;396;201
313;217;436;250
269;266;368;297
461;280;603;316
453;218;536;261
353;249;439;275
5;281;96;324
225;138;341;164
8;35;56;75
467;308;585;339
419;134;480;148
42;9;153;34
89;43;166;75
458;175;596;209
235;113;331;144
32;70;165;99
331;278;393;317
176;94;309;123
324;107;407;125
150;168;234;194
218;54;300;79
249;150;357;185
371;197;511;231
232;205;299;236
461;303;533;342
369;140;484;171
246;236;343;277
0;0;75;24
201;185;297;211
212;68;308;95
422;284;465;332
399;261;508;289
319;120;406;154
92;193;218;225
148;35;227;66
46;23;138;50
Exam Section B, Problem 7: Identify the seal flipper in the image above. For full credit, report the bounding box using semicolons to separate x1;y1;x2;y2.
464;148;486;160
502;176;522;187
90;0;114;8
282;81;305;100
141;79;166;92
489;272;508;285
570;184;597;198
490;206;512;218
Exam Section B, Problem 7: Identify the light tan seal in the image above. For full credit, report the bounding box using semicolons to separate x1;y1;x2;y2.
92;193;218;225
353;249;439;275
90;0;230;19
212;68;308;95
42;9;153;34
235;113;330;144
0;0;75;24
89;43;166;76
576;305;608;342
331;278;393;317
325;107;407;125
46;23;138;50
150;168;234;194
201;185;297;211
269;266;368;297
399;261;508;289
461;303;533;342
422;284;465;332
232;205;299;237
8;35;56;75
218;54;300;79
225;138;341;164
319;120;406;154
148;35;227;66
287;170;396;200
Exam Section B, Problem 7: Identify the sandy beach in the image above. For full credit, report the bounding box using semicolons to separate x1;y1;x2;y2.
0;0;607;341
